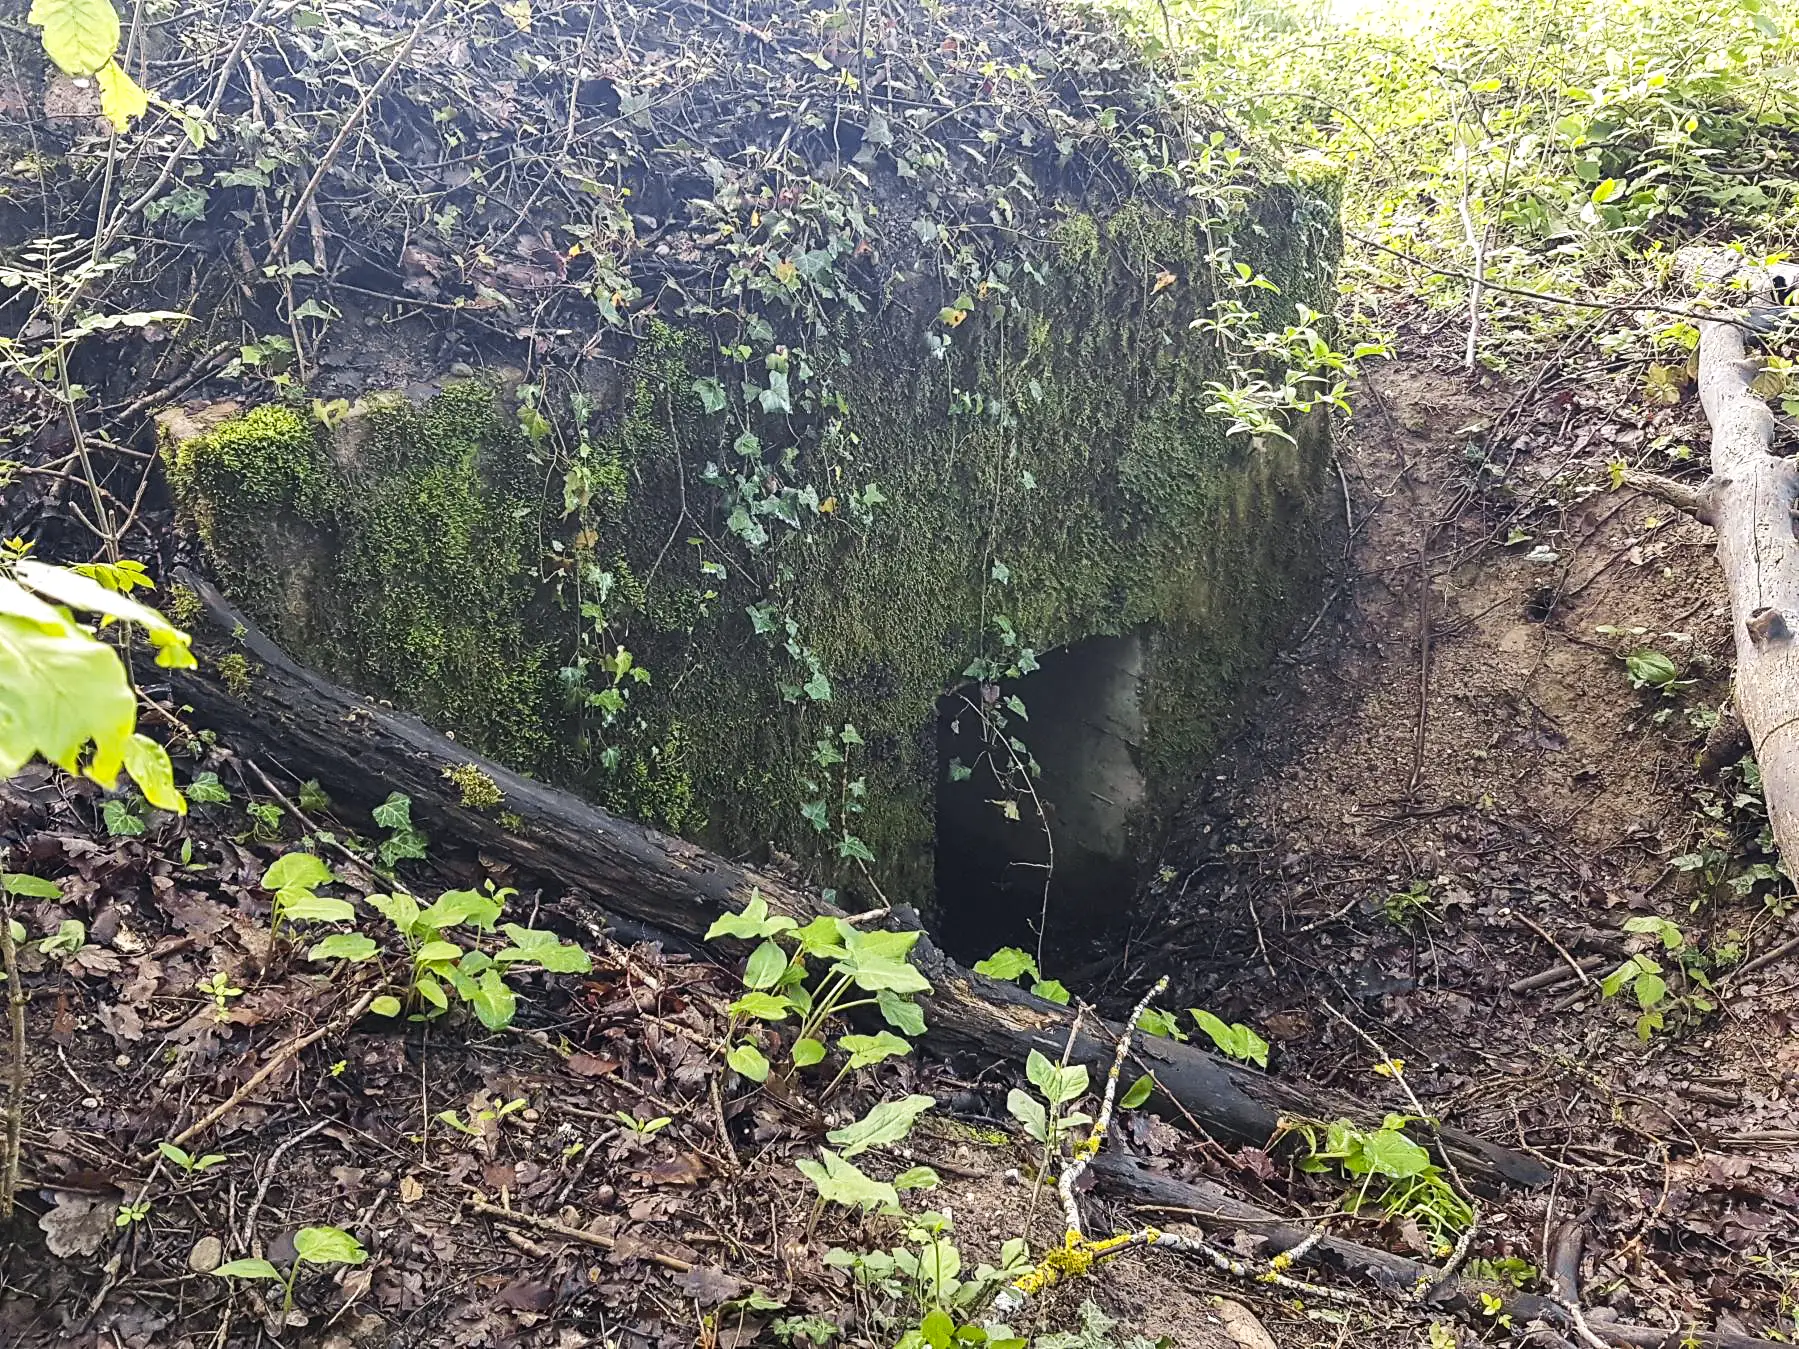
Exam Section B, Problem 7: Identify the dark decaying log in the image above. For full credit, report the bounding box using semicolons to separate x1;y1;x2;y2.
168;570;1549;1192
1091;1154;1790;1349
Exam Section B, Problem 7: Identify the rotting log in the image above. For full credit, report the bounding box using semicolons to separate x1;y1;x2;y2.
1091;1153;1789;1349
167;570;1549;1193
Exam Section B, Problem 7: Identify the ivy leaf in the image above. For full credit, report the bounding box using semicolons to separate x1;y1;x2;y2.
371;792;413;830
102;798;144;836
27;0;119;76
692;376;727;414
185;771;230;804
826;1094;934;1158
493;923;590;972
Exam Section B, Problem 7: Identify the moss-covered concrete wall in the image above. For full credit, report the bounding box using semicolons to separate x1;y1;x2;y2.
164;175;1338;914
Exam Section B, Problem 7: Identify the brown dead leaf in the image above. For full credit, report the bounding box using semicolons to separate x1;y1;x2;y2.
39;1191;115;1257
674;1264;743;1306
96;1002;143;1047
566;1053;619;1078
635;1154;707;1186
399;1175;425;1204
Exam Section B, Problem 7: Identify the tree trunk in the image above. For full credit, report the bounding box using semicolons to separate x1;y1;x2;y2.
167;571;1549;1192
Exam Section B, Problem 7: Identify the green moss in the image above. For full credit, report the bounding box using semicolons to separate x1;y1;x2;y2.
217;652;251;698
164;583;201;633
443;763;503;811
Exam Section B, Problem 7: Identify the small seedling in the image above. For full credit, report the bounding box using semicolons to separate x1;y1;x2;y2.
438;1096;527;1137
197;971;243;1021
1382;879;1439;927
115;1199;151;1228
1189;1009;1269;1067
158;1142;227;1174
214;1225;368;1314
611;1110;672;1140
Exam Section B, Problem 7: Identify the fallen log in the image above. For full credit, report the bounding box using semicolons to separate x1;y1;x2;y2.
166;570;1549;1192
1091;1152;1788;1349
1647;255;1799;874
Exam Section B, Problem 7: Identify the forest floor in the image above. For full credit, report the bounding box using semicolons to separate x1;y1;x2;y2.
1094;312;1799;1342
5;319;1799;1349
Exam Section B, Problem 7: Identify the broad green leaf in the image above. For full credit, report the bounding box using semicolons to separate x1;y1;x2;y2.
276;893;355;924
292;1225;368;1267
1005;1088;1046;1143
704;892;796;941
469;968;517;1031
1031;978;1070;1005
40;919;85;955
13;560;193;667
95;58;148;131
414;940;464;967
826;1094;934;1158
973;946;1039;982
368;891;421;937
727;1042;770;1082
794;1148;898;1212
262;852;333;893
213;1258;281;1281
877;989;926;1036
1634;971;1667;1010
1;873;62;899
1355;1128;1431;1179
792;915;850;957
157;1142;193;1168
122;734;184;813
308;933;378;963
791;1037;826;1067
418;888;501;933
369;995;402;1018
1119;1075;1154;1110
838;1030;911;1070
729;991;791;1020
834;927;931;994
493;924;590;972
922;1310;955;1349
892;1165;939;1191
742;939;789;989
0;604;135;787
27;0;119;74
415;972;448;1011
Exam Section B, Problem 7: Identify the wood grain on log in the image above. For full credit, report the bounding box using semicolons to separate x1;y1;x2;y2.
168;570;1549;1191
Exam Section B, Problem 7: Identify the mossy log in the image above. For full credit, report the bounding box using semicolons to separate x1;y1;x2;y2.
1090;1154;1787;1349
170;571;1549;1193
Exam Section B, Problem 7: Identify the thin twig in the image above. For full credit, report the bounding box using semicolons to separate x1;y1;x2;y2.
464;1194;695;1271
0;892;23;1217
